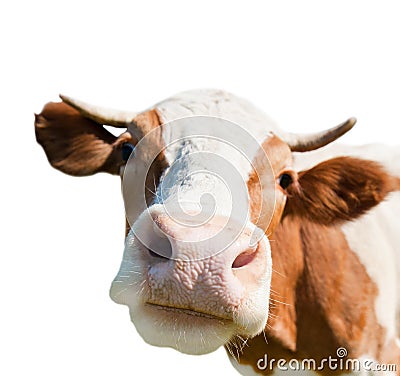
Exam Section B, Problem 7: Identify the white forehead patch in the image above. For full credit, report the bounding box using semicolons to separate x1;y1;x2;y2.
156;89;279;151
162;117;259;178
154;117;258;223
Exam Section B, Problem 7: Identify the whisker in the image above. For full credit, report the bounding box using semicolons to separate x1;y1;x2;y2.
262;329;269;345
225;342;237;362
272;268;286;278
270;288;285;298
270;298;290;306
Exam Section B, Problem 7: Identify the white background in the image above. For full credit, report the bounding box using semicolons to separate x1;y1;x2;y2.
1;1;399;375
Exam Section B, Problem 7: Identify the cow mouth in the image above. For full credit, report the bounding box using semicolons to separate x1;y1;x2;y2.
145;302;231;322
136;302;236;355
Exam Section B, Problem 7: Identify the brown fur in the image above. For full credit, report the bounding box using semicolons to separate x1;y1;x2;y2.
129;108;162;140
35;102;133;176
265;217;303;352
247;135;294;235
127;108;168;206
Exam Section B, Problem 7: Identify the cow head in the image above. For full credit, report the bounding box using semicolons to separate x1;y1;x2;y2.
35;94;398;356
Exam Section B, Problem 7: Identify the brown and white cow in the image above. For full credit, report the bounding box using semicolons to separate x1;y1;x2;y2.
35;90;400;375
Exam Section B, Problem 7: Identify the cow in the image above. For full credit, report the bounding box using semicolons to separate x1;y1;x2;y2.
35;89;400;375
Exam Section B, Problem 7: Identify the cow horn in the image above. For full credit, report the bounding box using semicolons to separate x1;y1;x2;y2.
59;94;138;128
285;117;357;152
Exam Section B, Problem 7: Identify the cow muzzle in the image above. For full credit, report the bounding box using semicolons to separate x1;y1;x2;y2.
110;204;272;355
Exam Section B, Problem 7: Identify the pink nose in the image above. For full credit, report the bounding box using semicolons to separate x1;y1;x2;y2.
143;210;263;264
133;207;269;314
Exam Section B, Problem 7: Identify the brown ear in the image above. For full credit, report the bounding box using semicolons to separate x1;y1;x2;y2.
35;101;132;176
284;156;400;225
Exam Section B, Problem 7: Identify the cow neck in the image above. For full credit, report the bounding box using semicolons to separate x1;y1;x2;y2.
233;216;395;375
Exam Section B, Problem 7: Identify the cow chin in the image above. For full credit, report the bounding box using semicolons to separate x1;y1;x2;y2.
129;303;236;355
111;273;270;355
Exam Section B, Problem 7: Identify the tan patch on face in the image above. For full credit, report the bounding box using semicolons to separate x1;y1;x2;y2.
394;176;400;190
234;216;397;375
265;217;303;352
124;109;168;235
247;135;294;235
129;108;163;139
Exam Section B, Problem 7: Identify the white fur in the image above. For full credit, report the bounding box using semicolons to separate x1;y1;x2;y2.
293;143;400;175
155;89;282;147
342;195;400;343
156;117;253;219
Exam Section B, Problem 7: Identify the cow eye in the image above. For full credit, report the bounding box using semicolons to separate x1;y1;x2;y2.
122;143;135;161
278;173;293;190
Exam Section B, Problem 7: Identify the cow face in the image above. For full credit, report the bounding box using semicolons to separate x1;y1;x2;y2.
110;115;294;354
38;93;397;357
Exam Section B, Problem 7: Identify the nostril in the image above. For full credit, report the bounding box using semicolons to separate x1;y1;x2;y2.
148;248;170;260
232;247;258;269
147;232;173;261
